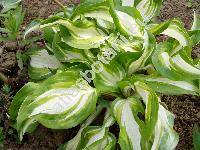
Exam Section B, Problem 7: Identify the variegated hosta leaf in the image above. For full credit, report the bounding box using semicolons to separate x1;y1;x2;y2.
0;0;21;13
112;97;144;150
149;19;192;58
24;20;42;38
117;52;142;72
134;81;159;149
134;82;179;149
13;71;97;140
171;54;200;78
191;11;200;31
71;0;113;24
62;107;116;150
128;30;156;75
72;0;114;30
134;75;199;95
190;11;200;47
135;0;163;23
71;0;109;18
9;82;39;121
152;43;183;80
81;111;116;150
148;21;171;35
96;19;114;30
162;19;190;48
81;126;116;150
151;103;179;150
117;39;143;52
189;30;200;47
38;19;108;49
62;35;107;49
152;42;200;81
196;60;200;69
107;33;143;52
121;0;134;6
43;27;57;44
109;3;144;37
24;14;68;38
105;31;143;69
115;0;162;23
148;19;191;55
93;60;126;94
75;10;112;23
62;105;104;150
117;80;135;97
28;49;61;80
52;34;93;65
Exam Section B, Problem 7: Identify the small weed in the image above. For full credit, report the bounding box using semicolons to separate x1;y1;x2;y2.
186;0;193;8
0;127;4;148
193;124;200;150
1;84;11;94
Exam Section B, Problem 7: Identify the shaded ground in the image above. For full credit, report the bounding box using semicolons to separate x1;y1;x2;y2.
159;0;200;149
0;0;200;149
162;95;200;150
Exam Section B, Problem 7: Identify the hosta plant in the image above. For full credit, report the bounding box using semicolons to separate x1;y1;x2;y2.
9;0;200;149
0;0;21;13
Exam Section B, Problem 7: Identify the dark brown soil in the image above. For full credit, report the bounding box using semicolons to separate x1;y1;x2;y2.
159;1;200;149
162;95;200;150
0;0;199;150
22;0;79;26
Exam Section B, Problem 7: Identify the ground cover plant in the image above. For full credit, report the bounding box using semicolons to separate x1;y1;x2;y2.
1;0;200;149
0;0;24;41
193;124;200;150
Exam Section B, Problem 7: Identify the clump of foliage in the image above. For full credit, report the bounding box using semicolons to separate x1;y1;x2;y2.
9;0;200;149
193;124;200;150
0;1;23;148
0;127;3;148
0;0;24;41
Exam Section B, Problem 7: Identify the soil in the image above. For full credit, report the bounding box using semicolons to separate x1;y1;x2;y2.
0;0;199;150
159;1;200;149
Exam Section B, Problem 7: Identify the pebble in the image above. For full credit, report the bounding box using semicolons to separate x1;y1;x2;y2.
5;41;18;51
0;47;3;55
196;111;200;119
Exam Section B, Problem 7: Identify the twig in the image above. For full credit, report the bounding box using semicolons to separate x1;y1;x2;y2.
0;72;8;84
52;0;67;17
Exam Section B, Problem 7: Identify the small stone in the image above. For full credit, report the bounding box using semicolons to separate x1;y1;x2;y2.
5;41;18;51
196;111;200;119
0;52;16;72
0;47;3;55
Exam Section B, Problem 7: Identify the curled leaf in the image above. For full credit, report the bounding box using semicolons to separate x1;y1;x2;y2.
136;0;163;23
112;97;144;150
152;42;200;80
151;104;179;150
93;60;126;94
109;3;144;37
28;49;61;80
146;77;199;95
128;30;156;75
15;71;97;140
162;19;190;47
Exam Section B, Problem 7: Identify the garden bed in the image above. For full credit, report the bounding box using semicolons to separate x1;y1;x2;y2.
0;0;200;149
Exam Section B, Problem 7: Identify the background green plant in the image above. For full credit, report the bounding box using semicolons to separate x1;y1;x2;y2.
193;124;200;150
0;1;24;41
